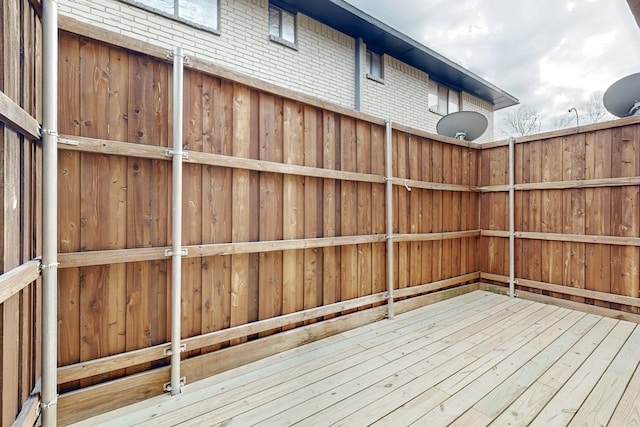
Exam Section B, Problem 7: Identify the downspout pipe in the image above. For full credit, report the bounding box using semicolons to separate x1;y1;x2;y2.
508;137;515;298
354;37;363;111
41;0;59;425
385;119;394;319
169;46;185;395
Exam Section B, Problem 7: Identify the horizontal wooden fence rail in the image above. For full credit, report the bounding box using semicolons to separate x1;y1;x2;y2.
57;271;478;385
389;177;478;192
0;89;41;139
479;176;640;192
58;135;386;184
393;272;480;298
57;235;385;268
391;230;481;242
479;283;640;325
0;259;41;304
58;231;481;268
480;230;640;247
480;273;640;309
59;135;480;192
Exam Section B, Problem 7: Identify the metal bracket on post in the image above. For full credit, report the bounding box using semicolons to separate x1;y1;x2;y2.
164;344;186;356
40;397;58;411
163;377;186;393
39;127;59;138
165;248;188;257
166;51;191;65
38;262;59;274
165;149;189;159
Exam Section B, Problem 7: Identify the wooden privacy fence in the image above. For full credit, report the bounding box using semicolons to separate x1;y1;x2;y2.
479;122;640;315
0;12;634;424
54;31;481;423
0;0;43;426
53;22;640;423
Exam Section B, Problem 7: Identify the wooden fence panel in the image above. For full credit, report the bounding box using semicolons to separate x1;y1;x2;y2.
585;129;612;307
480;123;640;312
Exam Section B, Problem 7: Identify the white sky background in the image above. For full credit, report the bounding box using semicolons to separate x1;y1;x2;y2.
345;0;640;137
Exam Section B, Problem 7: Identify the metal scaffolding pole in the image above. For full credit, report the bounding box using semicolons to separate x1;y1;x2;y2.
41;0;59;425
385;119;394;319
168;46;186;395
508;137;516;298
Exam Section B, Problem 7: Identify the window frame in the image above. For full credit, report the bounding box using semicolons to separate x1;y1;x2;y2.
268;4;298;50
429;82;460;115
366;50;384;83
122;0;221;34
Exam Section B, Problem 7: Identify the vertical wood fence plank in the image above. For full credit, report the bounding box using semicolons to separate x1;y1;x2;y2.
322;112;339;307
78;40;110;386
541;138;563;296
340;117;358;301
431;142;443;282
356;121;372;297
106;46;128;375
230;84;251;341
182;70;203;350
258;93;283;328
441;144;453;279
303;106;323;310
125;53;154;372
585;129;612;307
202;78;233;350
408;135;421;287
282;100;304;323
420;139;432;285
396;132;409;290
149;60;169;351
527;140;543;287
562;134;586;302
611;125;639;312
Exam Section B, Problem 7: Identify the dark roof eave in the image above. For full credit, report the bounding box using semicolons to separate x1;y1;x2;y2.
272;0;519;110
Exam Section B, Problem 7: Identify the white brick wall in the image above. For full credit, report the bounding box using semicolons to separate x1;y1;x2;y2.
361;50;494;142
362;53;433;130
58;0;496;140
461;93;494;144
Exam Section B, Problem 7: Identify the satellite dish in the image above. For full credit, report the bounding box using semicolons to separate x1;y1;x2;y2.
603;72;640;117
436;111;488;141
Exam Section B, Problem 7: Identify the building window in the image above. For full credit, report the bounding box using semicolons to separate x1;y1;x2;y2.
366;50;384;83
124;0;219;32
269;5;297;48
429;82;459;115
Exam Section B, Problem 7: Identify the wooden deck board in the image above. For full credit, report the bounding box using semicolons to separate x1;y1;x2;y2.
69;290;640;427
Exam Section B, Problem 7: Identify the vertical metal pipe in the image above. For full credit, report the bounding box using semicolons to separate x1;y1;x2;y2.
41;1;58;425
385;119;394;319
354;37;363;111
508;137;515;298
170;46;184;395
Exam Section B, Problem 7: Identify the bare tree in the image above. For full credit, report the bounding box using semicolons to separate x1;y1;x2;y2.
502;105;542;137
579;91;614;125
550;112;575;130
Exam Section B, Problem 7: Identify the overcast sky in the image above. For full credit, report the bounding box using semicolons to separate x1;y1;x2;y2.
345;0;640;137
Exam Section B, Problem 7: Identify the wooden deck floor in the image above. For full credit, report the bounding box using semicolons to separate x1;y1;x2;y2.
71;290;640;427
